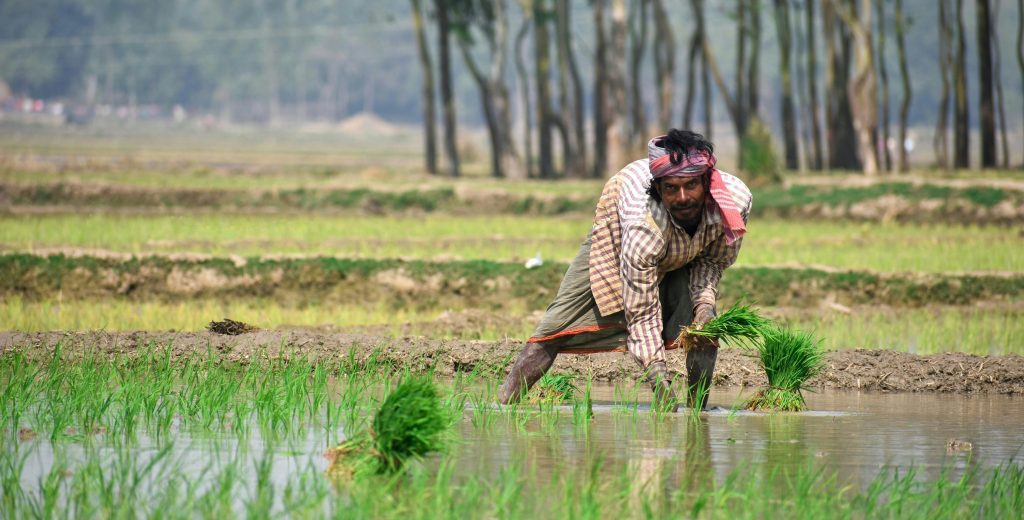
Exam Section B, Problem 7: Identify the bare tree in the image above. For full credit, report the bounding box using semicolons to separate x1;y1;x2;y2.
651;0;675;131
627;0;650;144
592;0;609;177
822;0;861;170
804;0;823;170
554;0;587;176
1019;0;1024;165
513;11;534;178
454;0;523;179
894;0;912;172
991;0;1009;168
953;0;969;169
607;0;628;168
772;0;799;170
976;0;996;168
533;0;555;178
935;0;953;169
830;0;879;175
435;0;461;177
410;0;438;174
874;0;892;172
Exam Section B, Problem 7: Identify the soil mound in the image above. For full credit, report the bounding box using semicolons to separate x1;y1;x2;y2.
2;331;1021;395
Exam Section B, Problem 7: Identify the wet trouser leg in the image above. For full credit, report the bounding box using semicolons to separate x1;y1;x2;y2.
498;341;560;404
660;268;718;410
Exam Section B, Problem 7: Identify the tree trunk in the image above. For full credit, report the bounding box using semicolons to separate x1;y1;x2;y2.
592;0;609;178
874;0;892;172
736;0;749;135
747;0;762;119
953;0;969;168
456;0;521;179
822;0;861;170
435;0;460;177
515;16;535;178
1019;0;1024;166
556;0;584;176
894;0;911;172
564;0;587;175
410;0;437;174
936;0;953;169
976;0;996;168
990;0;1008;169
652;0;675;131
835;0;879;175
683;31;699;129
699;2;713;139
627;0;649;144
608;0;628;169
803;0;824;170
534;0;555;178
773;0;799;170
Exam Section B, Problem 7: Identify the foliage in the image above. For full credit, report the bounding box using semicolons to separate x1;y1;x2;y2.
530;373;578;404
739;118;782;185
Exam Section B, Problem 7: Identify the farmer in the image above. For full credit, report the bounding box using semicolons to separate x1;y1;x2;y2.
498;129;752;411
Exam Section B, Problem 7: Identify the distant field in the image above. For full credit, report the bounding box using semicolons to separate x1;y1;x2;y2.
2;214;1020;272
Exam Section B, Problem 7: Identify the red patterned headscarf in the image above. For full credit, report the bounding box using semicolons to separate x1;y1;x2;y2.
648;135;746;244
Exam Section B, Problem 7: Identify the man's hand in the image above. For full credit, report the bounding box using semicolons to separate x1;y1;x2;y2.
692;303;717;329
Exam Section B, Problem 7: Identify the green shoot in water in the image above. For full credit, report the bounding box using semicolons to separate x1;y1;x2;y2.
745;325;825;412
530;373;578;404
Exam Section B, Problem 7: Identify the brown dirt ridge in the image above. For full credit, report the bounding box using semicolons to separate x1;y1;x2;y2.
2;331;1021;395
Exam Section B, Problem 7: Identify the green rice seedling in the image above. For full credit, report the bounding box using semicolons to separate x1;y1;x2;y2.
677;301;772;350
327;375;450;476
529;373;578;404
744;325;825;412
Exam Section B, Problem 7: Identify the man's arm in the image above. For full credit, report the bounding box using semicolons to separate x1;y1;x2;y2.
620;221;667;366
689;196;752;324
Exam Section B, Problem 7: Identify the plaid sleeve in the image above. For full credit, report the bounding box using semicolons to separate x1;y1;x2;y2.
621;220;667;366
689;195;752;308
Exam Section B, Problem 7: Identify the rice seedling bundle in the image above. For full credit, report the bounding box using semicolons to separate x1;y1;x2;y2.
744;325;825;412
327;375;450;476
529;373;579;404
676;302;772;350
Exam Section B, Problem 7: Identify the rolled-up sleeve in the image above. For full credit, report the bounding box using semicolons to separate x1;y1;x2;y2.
621;221;667;366
689;196;752;308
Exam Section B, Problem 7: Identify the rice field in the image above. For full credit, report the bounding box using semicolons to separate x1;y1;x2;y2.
2;350;1022;517
2;214;1021;272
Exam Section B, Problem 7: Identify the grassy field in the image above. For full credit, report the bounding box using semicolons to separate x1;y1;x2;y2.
3;214;1020;272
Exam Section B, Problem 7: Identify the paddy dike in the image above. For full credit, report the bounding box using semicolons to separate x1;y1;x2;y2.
3;181;1023;223
4;253;1023;309
2;331;1022;395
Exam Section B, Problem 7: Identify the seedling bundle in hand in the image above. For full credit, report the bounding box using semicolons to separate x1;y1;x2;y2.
676;302;772;350
675;301;825;412
327;375;450;477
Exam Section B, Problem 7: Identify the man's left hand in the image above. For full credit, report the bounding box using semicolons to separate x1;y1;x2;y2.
692;303;717;329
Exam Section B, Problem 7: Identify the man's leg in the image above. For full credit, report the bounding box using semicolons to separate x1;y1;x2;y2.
660;267;718;409
497;341;560;404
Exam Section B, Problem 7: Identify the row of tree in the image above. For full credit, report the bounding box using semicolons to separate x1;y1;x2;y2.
413;0;1023;178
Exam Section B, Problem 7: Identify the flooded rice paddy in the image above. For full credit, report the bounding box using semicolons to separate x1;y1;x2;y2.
7;380;1022;516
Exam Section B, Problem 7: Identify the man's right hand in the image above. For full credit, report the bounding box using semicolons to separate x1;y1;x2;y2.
692;303;717;329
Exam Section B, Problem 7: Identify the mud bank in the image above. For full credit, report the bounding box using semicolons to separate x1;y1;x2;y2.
2;331;1021;395
3;181;1023;223
5;253;1022;309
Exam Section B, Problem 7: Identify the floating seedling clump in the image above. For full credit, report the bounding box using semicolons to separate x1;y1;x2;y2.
327;375;450;477
744;325;825;412
677;302;772;350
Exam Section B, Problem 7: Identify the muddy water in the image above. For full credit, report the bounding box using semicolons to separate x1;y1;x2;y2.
452;386;1024;489
12;388;1024;510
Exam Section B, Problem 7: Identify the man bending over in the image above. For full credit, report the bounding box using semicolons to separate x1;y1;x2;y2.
498;129;752;411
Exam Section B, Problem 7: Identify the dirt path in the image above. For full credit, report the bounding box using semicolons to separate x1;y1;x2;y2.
2;331;1021;395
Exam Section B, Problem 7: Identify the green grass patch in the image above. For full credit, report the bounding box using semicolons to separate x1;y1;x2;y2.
744;326;825;412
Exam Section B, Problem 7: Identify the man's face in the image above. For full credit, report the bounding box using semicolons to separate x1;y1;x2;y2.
657;175;706;226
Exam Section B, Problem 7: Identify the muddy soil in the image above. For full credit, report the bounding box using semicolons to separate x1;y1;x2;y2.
2;331;1021;395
